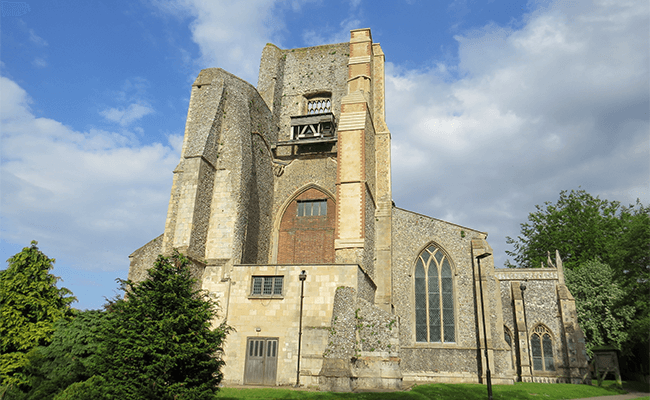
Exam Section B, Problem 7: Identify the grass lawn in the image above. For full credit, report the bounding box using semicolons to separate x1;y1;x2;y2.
215;381;649;400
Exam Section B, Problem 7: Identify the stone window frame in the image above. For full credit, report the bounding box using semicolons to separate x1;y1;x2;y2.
249;275;284;299
411;242;459;347
302;91;333;115
530;323;556;373
504;325;513;348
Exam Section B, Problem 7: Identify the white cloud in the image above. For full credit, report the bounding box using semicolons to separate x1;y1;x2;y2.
0;76;181;271
386;0;649;266
99;78;156;126
31;57;47;68
302;17;361;47
302;1;363;46
28;28;48;46
100;103;155;126
153;0;296;83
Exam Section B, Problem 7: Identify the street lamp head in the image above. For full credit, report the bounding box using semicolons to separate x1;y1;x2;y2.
476;252;492;260
520;281;527;291
299;270;307;281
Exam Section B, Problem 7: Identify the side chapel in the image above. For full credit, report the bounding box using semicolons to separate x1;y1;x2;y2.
128;28;590;390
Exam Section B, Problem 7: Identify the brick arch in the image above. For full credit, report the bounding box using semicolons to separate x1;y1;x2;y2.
277;186;335;264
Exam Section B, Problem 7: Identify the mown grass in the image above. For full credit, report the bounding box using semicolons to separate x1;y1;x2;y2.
215;380;649;400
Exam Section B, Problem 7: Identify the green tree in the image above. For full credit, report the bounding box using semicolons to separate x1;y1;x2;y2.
506;189;650;373
0;241;76;387
505;189;649;273
565;259;635;356
3;310;106;400
97;252;230;399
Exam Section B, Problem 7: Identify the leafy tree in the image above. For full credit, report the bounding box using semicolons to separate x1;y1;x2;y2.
0;241;76;387
565;259;635;356
505;189;649;276
3;310;106;400
52;375;110;400
96;251;230;400
506;189;650;373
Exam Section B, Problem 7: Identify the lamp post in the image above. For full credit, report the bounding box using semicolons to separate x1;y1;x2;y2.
295;270;307;387
520;281;533;379
476;252;493;400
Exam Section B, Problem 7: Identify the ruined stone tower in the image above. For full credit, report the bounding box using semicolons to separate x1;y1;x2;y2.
129;28;589;390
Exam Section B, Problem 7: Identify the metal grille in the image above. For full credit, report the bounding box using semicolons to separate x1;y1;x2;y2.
307;98;331;114
252;277;262;295
263;278;273;295
273;277;283;295
252;276;283;296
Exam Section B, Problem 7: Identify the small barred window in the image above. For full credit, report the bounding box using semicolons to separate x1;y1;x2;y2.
251;276;283;297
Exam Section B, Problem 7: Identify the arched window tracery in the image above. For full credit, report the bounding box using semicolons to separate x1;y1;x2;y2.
415;244;455;343
530;324;555;371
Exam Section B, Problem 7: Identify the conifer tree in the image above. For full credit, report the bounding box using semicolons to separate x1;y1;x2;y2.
0;241;75;387
95;251;229;400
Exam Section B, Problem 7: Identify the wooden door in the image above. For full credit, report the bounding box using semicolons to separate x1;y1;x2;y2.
244;337;278;385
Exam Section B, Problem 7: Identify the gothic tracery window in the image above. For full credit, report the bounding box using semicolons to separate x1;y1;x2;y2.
531;325;555;371
415;244;455;343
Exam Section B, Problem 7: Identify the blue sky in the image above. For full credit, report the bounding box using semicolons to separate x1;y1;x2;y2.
1;0;648;310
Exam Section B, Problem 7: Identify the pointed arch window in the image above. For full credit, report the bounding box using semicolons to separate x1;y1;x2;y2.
531;325;555;371
504;326;512;348
415;244;455;343
504;325;515;370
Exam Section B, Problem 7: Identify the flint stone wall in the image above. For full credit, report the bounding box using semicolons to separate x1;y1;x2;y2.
320;286;402;391
498;269;570;378
128;234;163;283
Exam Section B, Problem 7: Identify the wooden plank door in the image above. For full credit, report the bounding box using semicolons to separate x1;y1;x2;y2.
263;338;278;385
244;337;278;385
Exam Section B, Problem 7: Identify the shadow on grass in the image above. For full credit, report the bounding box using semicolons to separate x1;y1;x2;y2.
215;381;638;400
618;380;650;393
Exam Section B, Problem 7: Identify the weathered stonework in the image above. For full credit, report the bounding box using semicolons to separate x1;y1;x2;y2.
128;28;588;390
